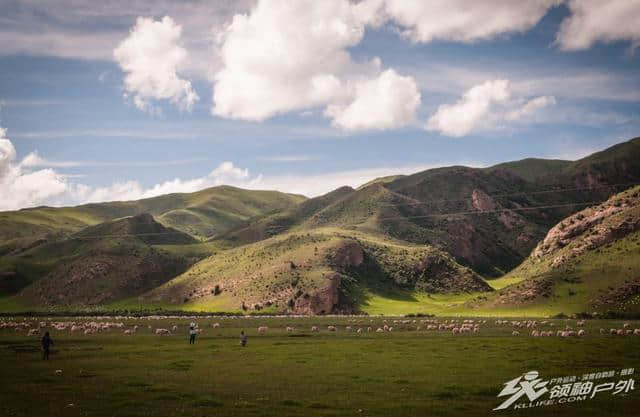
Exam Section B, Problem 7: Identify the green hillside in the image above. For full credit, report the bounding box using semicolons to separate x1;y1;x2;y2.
0;186;305;250
469;186;640;315
142;227;490;314
0;214;206;304
486;158;571;182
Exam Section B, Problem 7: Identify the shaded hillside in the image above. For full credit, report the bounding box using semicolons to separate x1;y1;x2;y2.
75;213;197;245
469;186;640;315
0;214;203;302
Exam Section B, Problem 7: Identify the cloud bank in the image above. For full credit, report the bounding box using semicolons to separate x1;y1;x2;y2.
1;125;442;209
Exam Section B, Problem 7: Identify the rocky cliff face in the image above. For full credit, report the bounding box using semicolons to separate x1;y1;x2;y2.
533;189;640;268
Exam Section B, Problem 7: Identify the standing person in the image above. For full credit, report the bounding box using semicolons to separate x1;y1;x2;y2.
189;325;197;344
41;332;54;360
240;330;247;347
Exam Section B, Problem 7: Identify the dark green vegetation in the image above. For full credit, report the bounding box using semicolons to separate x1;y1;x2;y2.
2;317;640;417
0;137;639;315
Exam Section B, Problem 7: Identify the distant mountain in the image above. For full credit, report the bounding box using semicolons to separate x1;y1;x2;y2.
0;137;639;314
0;185;305;252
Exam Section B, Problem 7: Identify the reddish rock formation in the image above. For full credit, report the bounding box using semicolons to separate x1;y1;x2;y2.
294;273;341;315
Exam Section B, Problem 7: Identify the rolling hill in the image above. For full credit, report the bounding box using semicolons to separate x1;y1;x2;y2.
0;136;639;315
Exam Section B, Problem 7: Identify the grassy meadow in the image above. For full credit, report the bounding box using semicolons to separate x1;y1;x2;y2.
1;316;639;417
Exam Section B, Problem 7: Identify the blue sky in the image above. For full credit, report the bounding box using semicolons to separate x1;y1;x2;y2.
0;0;638;210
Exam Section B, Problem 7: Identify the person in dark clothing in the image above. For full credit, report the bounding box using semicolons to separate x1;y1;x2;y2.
240;330;247;347
41;332;54;360
189;325;197;344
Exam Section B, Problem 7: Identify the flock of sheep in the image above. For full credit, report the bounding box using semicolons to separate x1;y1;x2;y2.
2;316;640;339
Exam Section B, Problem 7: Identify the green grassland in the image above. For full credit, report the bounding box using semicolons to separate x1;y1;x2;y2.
2;316;640;417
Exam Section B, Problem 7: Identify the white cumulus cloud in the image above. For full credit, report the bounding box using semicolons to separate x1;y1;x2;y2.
114;16;199;113
211;0;420;130
556;0;640;51
380;0;561;43
426;80;555;137
326;69;421;130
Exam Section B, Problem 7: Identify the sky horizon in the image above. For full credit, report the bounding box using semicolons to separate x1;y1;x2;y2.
0;0;639;210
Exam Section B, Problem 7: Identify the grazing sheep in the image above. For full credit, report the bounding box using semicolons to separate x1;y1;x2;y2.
171;325;178;332
124;329;133;335
258;326;268;334
356;328;362;333
212;323;220;328
155;328;171;336
345;326;352;331
634;329;640;335
626;330;633;335
576;320;585;327
286;326;294;332
577;330;585;337
376;328;384;333
311;326;319;332
616;329;624;336
512;331;520;336
367;327;372;332
600;328;606;334
27;328;40;337
610;329;617;335
452;328;460;335
327;325;336;332
531;330;540;337
623;323;630;329
387;327;393;332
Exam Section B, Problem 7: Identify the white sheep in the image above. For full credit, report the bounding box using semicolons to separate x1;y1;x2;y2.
155;328;171;336
327;325;336;332
577;330;585;337
512;331;520;336
311;326;319;332
258;326;268;333
286;326;294;332
212;323;220;328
